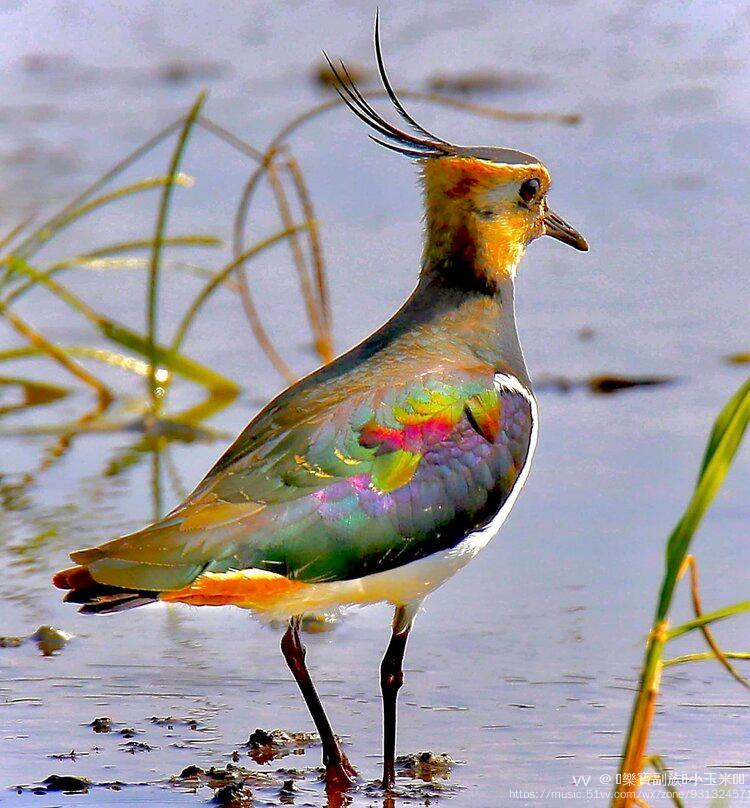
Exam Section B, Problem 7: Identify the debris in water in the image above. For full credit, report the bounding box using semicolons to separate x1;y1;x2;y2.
535;373;675;395
17;775;135;797
119;726;138;738
244;727;318;763
179;765;204;779
40;774;90;793
0;625;72;655
587;374;674;394
247;728;274;748
171;763;277;803
49;750;86;761
397;751;455;782
32;625;72;655
151;714;201;731
212;781;252;807
90;716;112;733
120;740;154;754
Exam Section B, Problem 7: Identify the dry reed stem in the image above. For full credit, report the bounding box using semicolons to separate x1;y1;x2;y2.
232;150;296;382
284;153;332;360
266;158;327;353
680;555;750;689
196;115;265;161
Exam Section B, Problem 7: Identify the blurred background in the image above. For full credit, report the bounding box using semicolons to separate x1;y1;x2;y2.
0;1;748;806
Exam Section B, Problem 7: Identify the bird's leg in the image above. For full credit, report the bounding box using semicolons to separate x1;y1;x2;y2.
380;604;414;790
280;615;357;790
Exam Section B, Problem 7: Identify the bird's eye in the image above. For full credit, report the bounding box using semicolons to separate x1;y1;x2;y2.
519;178;540;203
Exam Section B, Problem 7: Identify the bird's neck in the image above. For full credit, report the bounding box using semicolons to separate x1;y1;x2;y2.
420;181;526;293
403;270;528;380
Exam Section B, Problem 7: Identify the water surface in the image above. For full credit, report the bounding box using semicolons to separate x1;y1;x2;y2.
1;1;749;806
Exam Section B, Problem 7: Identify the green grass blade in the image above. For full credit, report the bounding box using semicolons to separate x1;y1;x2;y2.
3;236;220;306
2;258;101;319
656;379;750;620
667;601;750;640
99;319;238;393
0;345;150;375
698;380;750;478
0;261;237;393
16;175;193;261
10;116;184;258
147;93;206;411
664;651;750;667
171;224;307;353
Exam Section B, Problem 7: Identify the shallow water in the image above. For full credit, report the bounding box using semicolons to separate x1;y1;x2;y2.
1;1;749;806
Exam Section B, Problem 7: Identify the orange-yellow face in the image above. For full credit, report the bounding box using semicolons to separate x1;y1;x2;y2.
421;155;585;286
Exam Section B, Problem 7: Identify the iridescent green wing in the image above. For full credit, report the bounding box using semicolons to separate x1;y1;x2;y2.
77;373;534;589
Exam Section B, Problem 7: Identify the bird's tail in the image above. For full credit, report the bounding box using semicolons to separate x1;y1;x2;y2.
52;565;159;615
51;516;212;615
52;502;281;614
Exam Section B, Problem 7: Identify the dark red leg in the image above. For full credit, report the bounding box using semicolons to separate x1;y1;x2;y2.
380;605;413;790
280;616;357;790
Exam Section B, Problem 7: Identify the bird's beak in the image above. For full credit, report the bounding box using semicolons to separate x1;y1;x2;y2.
543;209;589;251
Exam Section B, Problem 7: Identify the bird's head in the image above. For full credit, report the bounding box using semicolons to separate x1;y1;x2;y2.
326;15;588;294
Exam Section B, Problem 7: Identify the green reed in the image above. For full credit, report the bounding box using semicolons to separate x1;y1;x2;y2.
613;379;750;808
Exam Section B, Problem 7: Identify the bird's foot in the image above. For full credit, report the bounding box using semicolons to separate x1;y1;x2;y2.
381;774;397;793
323;753;358;790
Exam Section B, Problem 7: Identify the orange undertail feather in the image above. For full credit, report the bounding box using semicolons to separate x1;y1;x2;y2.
159;570;307;608
53;565;308;614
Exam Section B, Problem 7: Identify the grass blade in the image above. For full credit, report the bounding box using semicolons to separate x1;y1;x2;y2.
284;153;333;361
664;651;750;667
3;235;219;306
0;261;237;393
613;379;750;808
0;305;112;407
147;93;206;411
171;224;308;353
0;375;69;417
657;379;750;620
11;116;185;258
667;601;750;640
698;379;750;478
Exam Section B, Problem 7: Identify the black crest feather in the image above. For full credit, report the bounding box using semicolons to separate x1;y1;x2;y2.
325;11;456;159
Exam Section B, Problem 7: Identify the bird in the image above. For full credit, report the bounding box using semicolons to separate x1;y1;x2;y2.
53;14;588;794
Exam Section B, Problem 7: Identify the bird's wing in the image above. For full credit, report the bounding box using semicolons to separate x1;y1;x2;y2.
72;369;534;590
